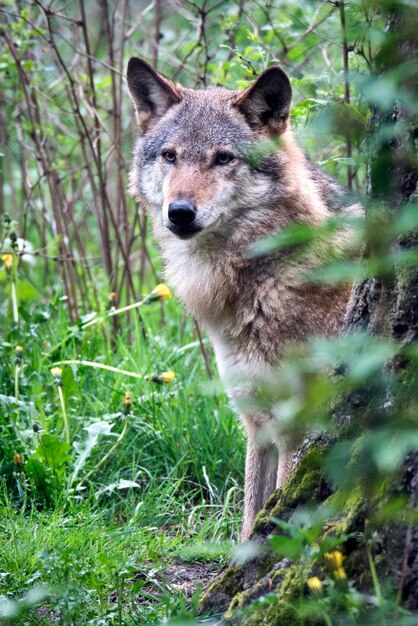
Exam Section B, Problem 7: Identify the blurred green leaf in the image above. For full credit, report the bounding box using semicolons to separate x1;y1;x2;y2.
269;535;304;560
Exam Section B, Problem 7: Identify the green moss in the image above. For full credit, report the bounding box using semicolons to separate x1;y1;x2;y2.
224;566;291;619
264;488;281;510
237;598;299;626
225;589;249;617
200;551;278;615
200;565;243;615
225;565;313;625
278;564;306;601
328;486;362;518
277;445;326;509
271;566;288;582
234;563;329;625
225;562;312;624
252;443;327;536
235;563;335;625
252;509;270;529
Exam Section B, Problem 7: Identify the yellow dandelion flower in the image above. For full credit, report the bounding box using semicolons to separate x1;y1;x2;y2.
147;370;176;385
159;371;176;384
50;367;63;378
307;577;322;593
325;550;344;571
153;283;172;300
2;253;13;270
333;567;347;581
15;345;24;353
145;283;172;303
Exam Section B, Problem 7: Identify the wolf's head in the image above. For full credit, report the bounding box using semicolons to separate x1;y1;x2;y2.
127;58;292;241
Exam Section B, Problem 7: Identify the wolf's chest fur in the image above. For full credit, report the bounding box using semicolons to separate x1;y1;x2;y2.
159;221;350;383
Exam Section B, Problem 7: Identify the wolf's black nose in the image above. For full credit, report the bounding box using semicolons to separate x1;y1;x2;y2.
168;200;196;226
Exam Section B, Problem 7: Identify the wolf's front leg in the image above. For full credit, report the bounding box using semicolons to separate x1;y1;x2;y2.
276;443;295;489
241;420;278;541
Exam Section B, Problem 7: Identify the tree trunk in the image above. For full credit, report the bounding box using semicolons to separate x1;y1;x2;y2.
201;3;418;623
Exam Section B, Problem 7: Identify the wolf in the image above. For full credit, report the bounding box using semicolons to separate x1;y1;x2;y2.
127;57;358;540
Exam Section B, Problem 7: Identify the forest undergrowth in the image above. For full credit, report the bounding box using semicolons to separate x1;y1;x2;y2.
1;1;418;624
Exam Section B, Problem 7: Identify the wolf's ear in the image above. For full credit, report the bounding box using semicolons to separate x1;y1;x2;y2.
234;66;292;134
127;57;181;131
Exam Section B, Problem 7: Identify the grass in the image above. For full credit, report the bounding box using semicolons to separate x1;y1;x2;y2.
0;268;245;624
0;498;232;624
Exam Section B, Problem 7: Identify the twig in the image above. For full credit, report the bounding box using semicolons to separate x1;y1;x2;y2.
194;319;213;379
339;0;353;190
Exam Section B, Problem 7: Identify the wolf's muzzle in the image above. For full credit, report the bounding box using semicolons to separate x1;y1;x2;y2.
167;200;201;238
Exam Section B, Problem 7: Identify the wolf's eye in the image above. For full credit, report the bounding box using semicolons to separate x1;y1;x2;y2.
162;150;176;163
214;152;234;166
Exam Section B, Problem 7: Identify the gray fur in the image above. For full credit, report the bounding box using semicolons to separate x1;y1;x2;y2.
127;59;360;540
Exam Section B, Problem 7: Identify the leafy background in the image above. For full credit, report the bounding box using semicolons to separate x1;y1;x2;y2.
1;0;417;624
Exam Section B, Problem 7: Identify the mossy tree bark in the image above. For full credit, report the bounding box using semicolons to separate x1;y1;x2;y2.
201;2;418;623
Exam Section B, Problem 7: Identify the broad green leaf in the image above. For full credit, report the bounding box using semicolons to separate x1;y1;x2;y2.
34;434;70;470
269;535;304;560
